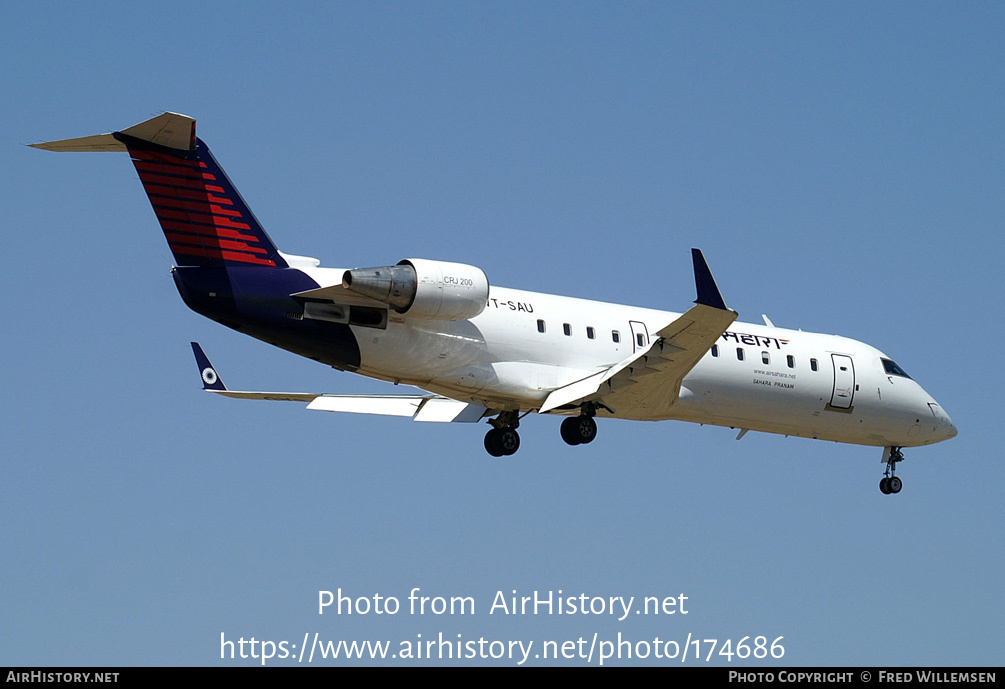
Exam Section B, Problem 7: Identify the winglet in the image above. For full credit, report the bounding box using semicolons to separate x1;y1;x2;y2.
191;342;227;391
691;248;729;311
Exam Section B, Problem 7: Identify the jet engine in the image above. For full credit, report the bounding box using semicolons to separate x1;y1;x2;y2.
341;258;489;321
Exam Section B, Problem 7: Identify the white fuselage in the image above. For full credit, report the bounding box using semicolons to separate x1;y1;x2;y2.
299;267;956;449
32;110;956;473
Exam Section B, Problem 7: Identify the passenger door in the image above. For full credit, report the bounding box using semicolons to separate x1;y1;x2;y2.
830;354;856;409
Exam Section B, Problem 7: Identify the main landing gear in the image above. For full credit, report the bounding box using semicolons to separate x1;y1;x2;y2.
560;402;603;446
879;446;905;495
484;411;521;457
483;407;603;456
560;414;598;446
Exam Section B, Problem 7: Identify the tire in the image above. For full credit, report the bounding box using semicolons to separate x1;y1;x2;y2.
560;417;582;445
484;429;505;457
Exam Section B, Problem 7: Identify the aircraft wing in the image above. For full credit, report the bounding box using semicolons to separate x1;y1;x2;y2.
540;249;737;418
190;343;487;423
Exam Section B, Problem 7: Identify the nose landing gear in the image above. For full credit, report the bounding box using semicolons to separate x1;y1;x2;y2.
879;447;905;495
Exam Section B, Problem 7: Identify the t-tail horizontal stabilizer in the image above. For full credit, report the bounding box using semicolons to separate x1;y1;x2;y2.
190;343;487;422
31;112;287;268
29;112;196;153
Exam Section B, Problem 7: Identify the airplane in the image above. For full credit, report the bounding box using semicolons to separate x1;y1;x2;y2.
31;112;957;494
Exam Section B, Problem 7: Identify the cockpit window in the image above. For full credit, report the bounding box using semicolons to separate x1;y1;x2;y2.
882;358;912;379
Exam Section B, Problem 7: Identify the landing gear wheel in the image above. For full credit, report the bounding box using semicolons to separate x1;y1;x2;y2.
561;417;581;445
887;476;902;494
484;429;504;457
560;415;597;446
879;477;891;495
484;427;520;457
497;428;520;456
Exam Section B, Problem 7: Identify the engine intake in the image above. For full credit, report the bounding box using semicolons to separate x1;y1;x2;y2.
342;258;489;321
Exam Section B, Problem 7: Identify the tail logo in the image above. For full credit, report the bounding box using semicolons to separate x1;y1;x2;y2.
201;367;219;386
128;143;282;267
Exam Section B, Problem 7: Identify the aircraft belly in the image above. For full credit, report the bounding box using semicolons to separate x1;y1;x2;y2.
352;319;486;384
174;266;363;370
665;366;909;446
349;312;596;409
428;361;589;408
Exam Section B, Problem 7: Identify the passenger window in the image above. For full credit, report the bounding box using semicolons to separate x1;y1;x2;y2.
737;348;745;361
586;326;595;340
761;351;770;365
810;358;818;372
637;333;645;348
537;319;546;333
612;331;620;343
787;355;795;369
711;345;719;357
563;323;572;336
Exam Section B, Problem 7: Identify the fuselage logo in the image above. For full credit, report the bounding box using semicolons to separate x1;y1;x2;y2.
722;331;789;349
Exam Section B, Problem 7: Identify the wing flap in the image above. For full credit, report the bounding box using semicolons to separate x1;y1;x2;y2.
307;396;423;416
539;250;737;417
211;390;319;402
413;398;487;423
540;303;736;415
538;370;608;412
598;303;736;417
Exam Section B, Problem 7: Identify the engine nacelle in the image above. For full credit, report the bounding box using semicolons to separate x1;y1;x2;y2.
341;258;489;321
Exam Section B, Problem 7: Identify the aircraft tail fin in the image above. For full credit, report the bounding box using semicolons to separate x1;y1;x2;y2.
31;112;287;269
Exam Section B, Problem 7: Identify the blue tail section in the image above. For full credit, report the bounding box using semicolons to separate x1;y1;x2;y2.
33;113;363;373
31;112;286;268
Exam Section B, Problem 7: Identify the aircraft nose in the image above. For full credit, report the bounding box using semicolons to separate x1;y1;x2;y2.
928;401;957;442
942;413;958;440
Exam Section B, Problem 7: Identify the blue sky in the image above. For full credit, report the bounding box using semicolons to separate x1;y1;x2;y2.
2;2;1002;666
